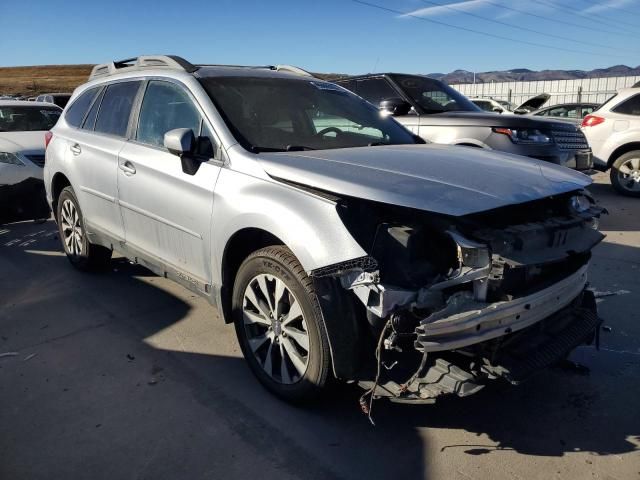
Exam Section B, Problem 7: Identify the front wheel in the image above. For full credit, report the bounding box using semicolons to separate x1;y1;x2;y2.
232;246;331;402
56;186;112;271
610;151;640;197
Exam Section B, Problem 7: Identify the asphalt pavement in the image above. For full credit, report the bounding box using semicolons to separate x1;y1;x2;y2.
1;172;639;480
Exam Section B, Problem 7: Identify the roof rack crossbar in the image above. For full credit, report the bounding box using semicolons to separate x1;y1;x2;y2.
89;55;198;80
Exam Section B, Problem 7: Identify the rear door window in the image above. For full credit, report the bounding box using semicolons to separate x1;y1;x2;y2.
65;88;99;128
613;94;640;116
94;81;141;137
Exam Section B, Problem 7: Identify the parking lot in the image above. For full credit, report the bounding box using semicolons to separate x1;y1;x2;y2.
0;171;638;480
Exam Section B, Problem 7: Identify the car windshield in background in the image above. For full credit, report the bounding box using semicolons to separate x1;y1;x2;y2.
199;77;418;152
389;74;481;114
0;106;61;132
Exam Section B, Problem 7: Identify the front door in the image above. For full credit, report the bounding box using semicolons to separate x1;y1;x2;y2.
116;80;222;285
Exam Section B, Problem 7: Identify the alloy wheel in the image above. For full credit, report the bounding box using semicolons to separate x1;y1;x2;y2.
60;199;83;256
617;156;640;193
242;274;310;384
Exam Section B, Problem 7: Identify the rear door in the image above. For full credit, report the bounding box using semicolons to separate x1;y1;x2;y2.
69;81;141;241
116;79;222;286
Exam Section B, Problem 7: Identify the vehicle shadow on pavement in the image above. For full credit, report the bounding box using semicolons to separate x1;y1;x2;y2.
1;219;639;480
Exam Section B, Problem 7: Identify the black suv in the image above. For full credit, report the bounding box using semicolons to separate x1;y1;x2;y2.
335;74;593;171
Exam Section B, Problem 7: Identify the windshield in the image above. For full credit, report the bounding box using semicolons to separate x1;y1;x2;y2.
389;74;481;114
0;106;61;132
198;76;418;152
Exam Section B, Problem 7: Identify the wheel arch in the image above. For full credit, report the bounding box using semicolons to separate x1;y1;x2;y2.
51;172;71;221
608;142;640;168
220;228;285;325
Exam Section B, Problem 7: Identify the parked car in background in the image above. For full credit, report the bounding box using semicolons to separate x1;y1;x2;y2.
581;88;640;197
45;56;604;405
36;93;72;108
0;101;60;223
336;74;592;171
530;103;599;124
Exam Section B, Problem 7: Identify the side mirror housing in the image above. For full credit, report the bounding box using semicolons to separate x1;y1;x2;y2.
492;106;504;113
379;98;412;116
164;128;195;156
164;128;204;175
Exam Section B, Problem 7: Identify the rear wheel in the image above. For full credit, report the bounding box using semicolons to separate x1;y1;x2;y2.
610;151;640;197
56;186;112;271
232;246;331;402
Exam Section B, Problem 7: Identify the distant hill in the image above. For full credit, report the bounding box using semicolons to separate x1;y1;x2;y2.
0;65;93;96
430;65;640;84
2;63;639;96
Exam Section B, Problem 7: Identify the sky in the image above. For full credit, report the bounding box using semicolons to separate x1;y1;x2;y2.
1;0;639;74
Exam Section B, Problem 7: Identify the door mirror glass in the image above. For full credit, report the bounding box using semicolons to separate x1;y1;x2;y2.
164;128;195;156
379;98;412;116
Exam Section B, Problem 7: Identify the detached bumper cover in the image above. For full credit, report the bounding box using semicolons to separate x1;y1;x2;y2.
415;263;589;352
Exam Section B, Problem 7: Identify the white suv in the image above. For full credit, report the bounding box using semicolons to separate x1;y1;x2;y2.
581;87;640;197
44;55;604;405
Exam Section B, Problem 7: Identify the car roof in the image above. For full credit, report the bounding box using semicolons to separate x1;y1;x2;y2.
0;100;62;108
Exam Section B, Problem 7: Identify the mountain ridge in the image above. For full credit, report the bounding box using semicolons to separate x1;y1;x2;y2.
428;65;640;84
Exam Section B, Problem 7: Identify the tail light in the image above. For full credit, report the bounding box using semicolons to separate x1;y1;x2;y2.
581;115;605;128
44;131;53;149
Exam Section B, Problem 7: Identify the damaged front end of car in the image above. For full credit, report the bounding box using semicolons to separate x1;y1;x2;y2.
311;189;605;406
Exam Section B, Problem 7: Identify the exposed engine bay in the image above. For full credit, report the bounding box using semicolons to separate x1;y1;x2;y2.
311;189;605;411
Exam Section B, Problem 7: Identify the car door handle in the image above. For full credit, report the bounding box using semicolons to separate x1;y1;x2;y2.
119;161;136;175
70;144;81;155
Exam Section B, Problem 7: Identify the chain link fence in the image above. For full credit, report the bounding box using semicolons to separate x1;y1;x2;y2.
452;76;640;108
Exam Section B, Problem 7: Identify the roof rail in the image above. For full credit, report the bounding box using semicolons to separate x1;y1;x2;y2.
271;65;314;77
89;55;198;80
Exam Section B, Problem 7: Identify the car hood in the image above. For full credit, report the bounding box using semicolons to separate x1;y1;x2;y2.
256;144;591;217
419;111;574;129
0;131;46;154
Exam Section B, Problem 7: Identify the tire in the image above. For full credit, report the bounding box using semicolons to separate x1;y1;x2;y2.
56;186;112;271
610;151;640;197
232;245;331;402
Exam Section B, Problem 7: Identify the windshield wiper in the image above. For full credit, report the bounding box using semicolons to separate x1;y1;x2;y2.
367;141;390;147
285;145;316;151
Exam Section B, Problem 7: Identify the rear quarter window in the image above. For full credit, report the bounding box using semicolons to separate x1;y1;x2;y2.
613;94;640;116
65;88;99;128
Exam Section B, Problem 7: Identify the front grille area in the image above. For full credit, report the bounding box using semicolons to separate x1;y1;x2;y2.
551;129;589;151
25;154;45;167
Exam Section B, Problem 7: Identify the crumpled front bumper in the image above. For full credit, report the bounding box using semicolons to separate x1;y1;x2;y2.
415;263;589;353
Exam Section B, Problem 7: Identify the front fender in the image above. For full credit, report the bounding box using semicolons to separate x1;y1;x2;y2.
210;167;367;286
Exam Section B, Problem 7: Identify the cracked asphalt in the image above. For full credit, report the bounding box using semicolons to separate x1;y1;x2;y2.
1;172;639;480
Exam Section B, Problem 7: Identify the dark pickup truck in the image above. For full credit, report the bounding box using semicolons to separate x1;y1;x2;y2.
335;73;593;171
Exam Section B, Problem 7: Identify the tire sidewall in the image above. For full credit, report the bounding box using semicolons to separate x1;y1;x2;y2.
232;250;328;401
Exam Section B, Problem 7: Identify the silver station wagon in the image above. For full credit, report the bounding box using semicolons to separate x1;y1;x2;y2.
45;56;604;408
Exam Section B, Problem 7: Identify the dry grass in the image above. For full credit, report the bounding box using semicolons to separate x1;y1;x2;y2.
0;65;94;96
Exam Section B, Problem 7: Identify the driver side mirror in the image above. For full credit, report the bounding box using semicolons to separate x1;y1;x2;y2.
379;98;412;116
164;128;195;156
492;106;504;113
164;128;202;176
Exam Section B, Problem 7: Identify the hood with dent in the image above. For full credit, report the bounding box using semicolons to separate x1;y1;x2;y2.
257;144;591;216
0;131;47;154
